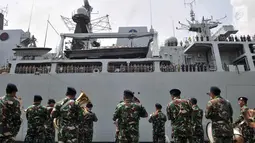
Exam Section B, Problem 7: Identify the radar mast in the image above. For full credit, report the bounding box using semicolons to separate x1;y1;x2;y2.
176;0;227;39
0;5;8;27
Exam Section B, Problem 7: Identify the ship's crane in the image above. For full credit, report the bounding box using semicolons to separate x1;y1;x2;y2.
61;14;111;33
0;5;9;27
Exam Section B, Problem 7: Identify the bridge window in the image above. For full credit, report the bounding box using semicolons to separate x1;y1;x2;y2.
108;62;128;73
128;61;154;72
56;62;102;73
15;63;51;74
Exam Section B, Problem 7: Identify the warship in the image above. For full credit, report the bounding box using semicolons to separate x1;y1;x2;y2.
0;0;255;142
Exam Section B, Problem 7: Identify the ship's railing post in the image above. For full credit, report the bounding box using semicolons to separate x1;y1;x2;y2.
152;31;159;57
57;35;65;58
243;43;255;71
211;42;224;72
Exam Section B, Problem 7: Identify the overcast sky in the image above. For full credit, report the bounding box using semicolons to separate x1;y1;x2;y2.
0;0;254;51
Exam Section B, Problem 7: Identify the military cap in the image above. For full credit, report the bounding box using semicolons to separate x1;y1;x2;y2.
238;97;248;102
209;86;221;95
169;89;181;96
6;83;18;94
34;95;43;102
155;103;162;109
124;90;134;98
48;99;56;104
66;87;77;96
190;98;197;105
86;102;93;108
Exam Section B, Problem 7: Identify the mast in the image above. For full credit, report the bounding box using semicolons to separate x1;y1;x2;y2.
149;0;153;29
28;0;35;32
176;0;226;39
43;15;50;47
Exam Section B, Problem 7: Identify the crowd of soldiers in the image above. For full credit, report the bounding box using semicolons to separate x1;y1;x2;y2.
0;83;254;143
0;84;97;143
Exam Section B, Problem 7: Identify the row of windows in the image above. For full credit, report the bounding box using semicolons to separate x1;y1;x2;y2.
160;62;210;72
56;63;102;73
15;64;51;74
12;62;216;74
107;62;154;73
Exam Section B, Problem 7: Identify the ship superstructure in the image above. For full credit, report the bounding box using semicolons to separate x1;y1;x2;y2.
0;1;255;142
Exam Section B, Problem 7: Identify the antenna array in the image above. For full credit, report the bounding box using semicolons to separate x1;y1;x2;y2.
184;0;196;22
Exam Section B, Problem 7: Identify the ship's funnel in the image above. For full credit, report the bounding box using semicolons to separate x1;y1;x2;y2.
0;13;4;30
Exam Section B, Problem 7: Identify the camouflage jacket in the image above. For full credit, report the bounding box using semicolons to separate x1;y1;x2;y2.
166;97;193;137
80;108;98;133
51;97;83;129
0;95;22;137
148;110;167;136
205;96;233;137
113;100;148;141
191;105;204;136
26;104;48;135
233;105;254;141
45;106;55;134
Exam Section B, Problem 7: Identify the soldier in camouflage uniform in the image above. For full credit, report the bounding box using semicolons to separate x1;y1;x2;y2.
205;86;233;143
189;98;204;143
233;97;254;143
166;89;193;143
24;95;48;143
45;99;56;143
148;103;167;143
51;87;84;143
0;83;22;143
79;102;98;143
113;90;148;143
115;96;140;142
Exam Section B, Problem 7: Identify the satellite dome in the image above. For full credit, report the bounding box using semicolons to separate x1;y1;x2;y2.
165;37;178;46
77;7;88;16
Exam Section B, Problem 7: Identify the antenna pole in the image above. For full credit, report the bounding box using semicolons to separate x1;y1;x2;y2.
149;0;153;28
28;0;35;32
44;15;50;48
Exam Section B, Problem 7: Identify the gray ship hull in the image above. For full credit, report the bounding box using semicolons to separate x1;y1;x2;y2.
1;72;255;142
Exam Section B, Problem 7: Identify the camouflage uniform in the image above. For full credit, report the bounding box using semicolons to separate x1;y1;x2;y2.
79;108;98;143
0;95;22;143
233;105;254;143
205;95;233;143
113;99;148;143
24;103;48;143
191;104;204;143
166;97;193;143
51;97;83;143
148;111;167;143
45;106;55;143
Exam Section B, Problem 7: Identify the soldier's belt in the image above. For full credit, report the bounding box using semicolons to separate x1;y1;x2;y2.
214;120;229;124
128;121;136;124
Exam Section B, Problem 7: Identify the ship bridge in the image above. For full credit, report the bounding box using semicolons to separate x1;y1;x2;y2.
184;42;212;54
212;25;238;41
